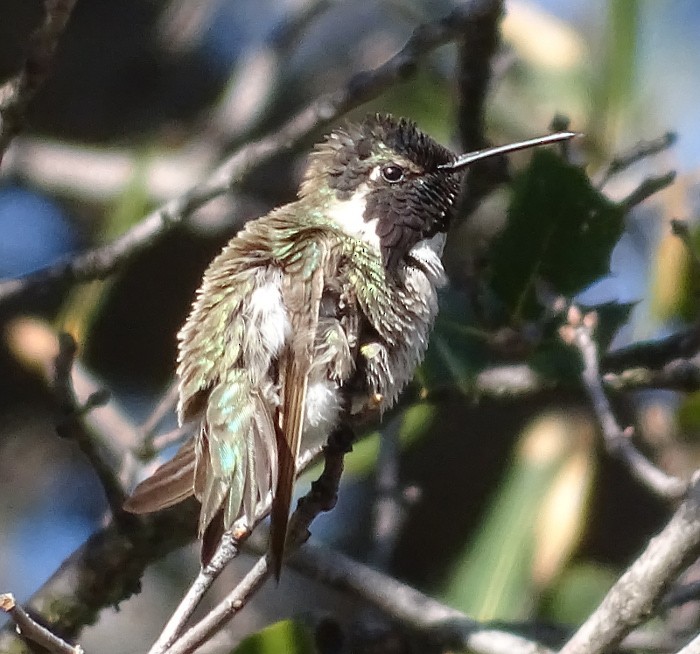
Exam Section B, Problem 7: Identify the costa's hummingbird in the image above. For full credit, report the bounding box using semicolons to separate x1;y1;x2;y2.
124;114;575;574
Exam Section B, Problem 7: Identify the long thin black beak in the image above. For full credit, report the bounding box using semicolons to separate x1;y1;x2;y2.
438;131;579;172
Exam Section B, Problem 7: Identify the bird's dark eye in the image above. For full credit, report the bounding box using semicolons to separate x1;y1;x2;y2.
381;164;404;183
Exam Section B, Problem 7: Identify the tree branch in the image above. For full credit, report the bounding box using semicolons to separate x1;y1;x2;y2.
562;308;688;500
51;332;128;519
0;0;78;165
0;503;198;653
0;0;503;308
558;475;700;654
286;542;554;654
146;444;325;654
159;425;355;654
0;594;84;654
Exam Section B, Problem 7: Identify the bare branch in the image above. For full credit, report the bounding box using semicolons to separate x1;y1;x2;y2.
286;543;554;654
559;476;700;654
603;324;700;374
563;309;688;499
52;332;129;518
596;132;677;188
147;444;325;654
0;594;84;654
0;503;199;653
160;425;354;654
0;0;503;308
619;171;677;213
0;0;78;165
368;413;411;570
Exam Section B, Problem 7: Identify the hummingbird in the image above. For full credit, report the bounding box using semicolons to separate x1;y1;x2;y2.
124;114;575;575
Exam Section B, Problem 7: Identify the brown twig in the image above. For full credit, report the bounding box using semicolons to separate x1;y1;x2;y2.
0;0;78;165
596;132;677;188
558;475;700;654
147;444;326;654
619;171;677;213
0;0;503;308
0;593;84;654
159;425;354;654
562;308;688;500
52;332;129;517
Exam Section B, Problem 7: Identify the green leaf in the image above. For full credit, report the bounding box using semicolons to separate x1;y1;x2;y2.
540;562;617;624
230;619;315;654
441;412;586;620
489;150;625;321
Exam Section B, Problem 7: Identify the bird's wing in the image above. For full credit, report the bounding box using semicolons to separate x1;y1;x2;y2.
269;237;328;578
123;438;197;513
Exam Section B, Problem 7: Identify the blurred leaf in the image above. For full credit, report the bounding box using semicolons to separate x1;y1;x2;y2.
540;561;617;624
441;412;589;620
588;1;640;146
532;416;596;587
230;619;315;654
489;150;625;321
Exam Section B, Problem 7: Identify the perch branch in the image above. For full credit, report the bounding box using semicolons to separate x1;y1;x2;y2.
147;444;326;654
0;594;84;654
160;426;354;654
0;0;78;165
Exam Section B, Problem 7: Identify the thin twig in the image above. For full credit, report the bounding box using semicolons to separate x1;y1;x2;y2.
619;171;677;213
160;426;355;654
559;475;700;654
52;332;129;517
0;0;78;165
596;132;677;188
563;309;688;499
603;324;700;374
148;444;325;654
286;543;554;654
0;593;84;654
0;0;503;307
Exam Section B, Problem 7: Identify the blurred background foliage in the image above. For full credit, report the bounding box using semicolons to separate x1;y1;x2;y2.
1;1;700;652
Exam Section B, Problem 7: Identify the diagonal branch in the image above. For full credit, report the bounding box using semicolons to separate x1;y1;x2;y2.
0;0;503;308
146;443;325;654
558;475;700;654
159;425;354;654
0;594;84;654
287;542;554;654
0;0;78;165
52;332;128;518
562;308;688;500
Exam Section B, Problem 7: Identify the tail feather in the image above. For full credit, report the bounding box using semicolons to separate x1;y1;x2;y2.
124;439;196;514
